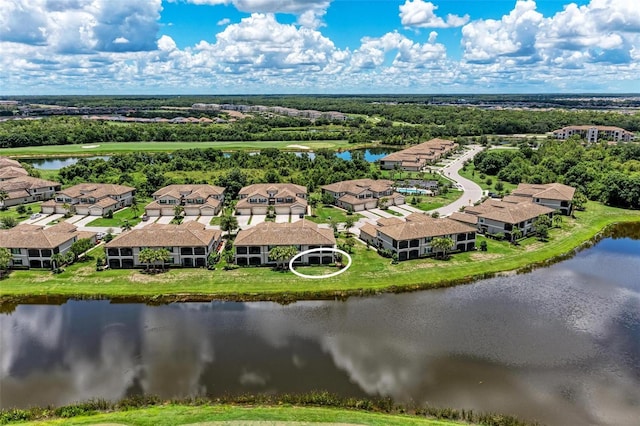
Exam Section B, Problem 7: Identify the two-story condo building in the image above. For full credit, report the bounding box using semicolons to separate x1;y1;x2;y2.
359;213;476;261
41;183;135;216
0;157;29;181
510;183;576;215
235;183;307;216
144;184;225;217
105;222;222;269
0;222;96;269
451;199;555;241
552;125;635;143
379;139;458;171
0;176;61;208
234;220;336;266
321;179;405;211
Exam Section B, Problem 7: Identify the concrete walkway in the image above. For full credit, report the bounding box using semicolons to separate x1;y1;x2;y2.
64;214;87;224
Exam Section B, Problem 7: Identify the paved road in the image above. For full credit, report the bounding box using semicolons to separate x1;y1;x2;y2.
431;144;485;216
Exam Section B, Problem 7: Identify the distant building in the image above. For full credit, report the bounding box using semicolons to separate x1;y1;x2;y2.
235;183;307;216
0;175;61;208
321;179;404;211
510;182;576;215
552;126;634;143
234;220;336;266
145;184;225;217
379;138;458;171
41;183;135;216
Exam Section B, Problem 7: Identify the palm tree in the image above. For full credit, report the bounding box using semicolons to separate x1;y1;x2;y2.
50;252;66;272
344;216;356;236
268;245;298;270
138;248;154;272
431;237;454;259
553;213;563;228
511;228;523;244
130;197;140;218
156;248;171;271
121;219;132;232
0;247;12;277
0;190;8;209
220;214;239;238
328;217;340;236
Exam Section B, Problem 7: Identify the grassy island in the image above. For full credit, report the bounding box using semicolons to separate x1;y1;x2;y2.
1;202;639;306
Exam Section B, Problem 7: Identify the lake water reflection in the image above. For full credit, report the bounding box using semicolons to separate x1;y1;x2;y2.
1;234;639;426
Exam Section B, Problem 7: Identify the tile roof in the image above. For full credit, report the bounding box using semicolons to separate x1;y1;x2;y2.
0;157;22;168
235;220;335;246
0;222;81;249
0;175;60;192
322;179;394;195
60;183;134;199
238;183;307;197
470;200;555;224
381;138;457;164
372;214;476;241
512;183;576;201
448;212;479;225
0;166;28;180
152;184;224;198
105;222;221;248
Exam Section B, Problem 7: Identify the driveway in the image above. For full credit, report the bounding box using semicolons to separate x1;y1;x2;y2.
275;214;290;223
236;214;251;229
156;216;174;224
358;210;382;221
250;214;266;226
197;216;213;226
72;215;100;227
387;205;412;217
33;213;64;226
64;214;86;224
369;208;396;219
182;215;198;223
433;144;484;216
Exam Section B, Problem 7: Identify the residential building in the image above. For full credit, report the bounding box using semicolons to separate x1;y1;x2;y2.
0;157;28;181
321;179;405;211
41;183;135;216
0;222;96;269
235;183;307;216
552;125;635;143
145;184;225;217
105;222;222;269
359;213;476;261
452;199;555;241
234;220;336;266
379;139;458;171
0;175;61;208
510;183;576;215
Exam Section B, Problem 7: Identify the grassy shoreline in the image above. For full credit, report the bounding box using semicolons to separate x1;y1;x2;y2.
0;393;535;426
1;202;639;307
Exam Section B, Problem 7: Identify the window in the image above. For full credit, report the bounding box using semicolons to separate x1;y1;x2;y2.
108;248;120;256
249;246;261;254
236;247;247;255
11;248;20;254
13;259;23;265
120;248;133;256
194;247;205;255
181;247;193;255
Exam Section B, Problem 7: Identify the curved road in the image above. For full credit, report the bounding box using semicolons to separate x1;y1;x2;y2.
431;144;484;216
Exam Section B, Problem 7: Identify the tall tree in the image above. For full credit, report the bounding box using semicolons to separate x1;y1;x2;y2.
268;245;299;271
220;214;239;238
431;237;454;259
0;247;12;276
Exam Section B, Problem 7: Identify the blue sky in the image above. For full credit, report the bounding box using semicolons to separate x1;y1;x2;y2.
0;0;638;94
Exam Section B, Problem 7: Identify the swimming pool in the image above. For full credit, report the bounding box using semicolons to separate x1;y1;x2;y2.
396;187;431;195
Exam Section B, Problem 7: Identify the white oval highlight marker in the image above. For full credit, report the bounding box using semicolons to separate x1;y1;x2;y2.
288;247;352;279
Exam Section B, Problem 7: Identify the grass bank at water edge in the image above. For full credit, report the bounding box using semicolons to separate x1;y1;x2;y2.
0;202;639;306
0;393;538;426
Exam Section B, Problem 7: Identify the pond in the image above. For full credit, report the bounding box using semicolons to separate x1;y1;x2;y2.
1;228;639;426
23;156;110;169
335;148;395;162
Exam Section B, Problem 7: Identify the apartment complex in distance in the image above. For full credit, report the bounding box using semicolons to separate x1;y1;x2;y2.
552;126;635;143
321;179;405;211
41;183;135;216
145;184;225;217
379;139;458;171
235;183;307;216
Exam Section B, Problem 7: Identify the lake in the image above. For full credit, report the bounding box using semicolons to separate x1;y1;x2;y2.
1;231;639;425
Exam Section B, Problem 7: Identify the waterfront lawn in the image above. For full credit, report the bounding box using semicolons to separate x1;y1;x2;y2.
17;404;463;426
86;206;143;227
1;202;639;300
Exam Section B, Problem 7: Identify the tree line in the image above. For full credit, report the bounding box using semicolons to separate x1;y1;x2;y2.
472;139;640;209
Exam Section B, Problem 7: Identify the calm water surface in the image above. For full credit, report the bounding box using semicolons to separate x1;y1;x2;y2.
24;156;110;169
1;236;639;426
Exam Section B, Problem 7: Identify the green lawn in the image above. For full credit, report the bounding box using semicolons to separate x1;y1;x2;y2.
0;202;42;222
457;163;517;194
0;140;354;157
408;190;463;211
306;204;363;224
1;202;638;302
86;206;143;227
14;404;465;426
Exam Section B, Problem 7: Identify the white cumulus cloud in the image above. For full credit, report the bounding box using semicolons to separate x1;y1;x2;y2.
399;0;469;28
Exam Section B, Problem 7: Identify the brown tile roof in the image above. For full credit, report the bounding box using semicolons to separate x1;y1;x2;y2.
152;184;224;198
512;183;575;201
381;138;457;163
235;220;335;246
0;157;22;168
359;223;378;238
0;222;80;249
337;194;370;206
0;175;60;192
0;166;28;179
373;214;476;241
105;222;221;248
473;200;555;224
448;212;478;225
60;183;134;199
322;179;394;195
239;183;307;197
377;217;404;226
